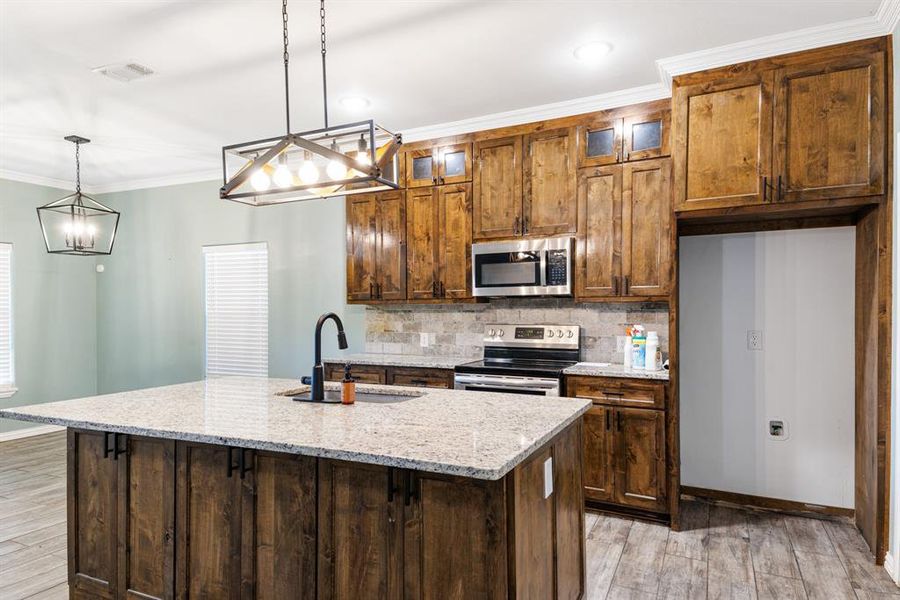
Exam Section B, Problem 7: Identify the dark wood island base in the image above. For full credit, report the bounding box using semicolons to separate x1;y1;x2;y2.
66;420;585;599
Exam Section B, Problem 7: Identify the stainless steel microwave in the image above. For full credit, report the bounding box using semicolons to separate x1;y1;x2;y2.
471;237;574;297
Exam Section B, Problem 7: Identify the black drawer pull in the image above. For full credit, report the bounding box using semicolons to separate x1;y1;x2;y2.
239;448;251;479
227;447;237;478
113;433;126;460
103;432;114;459
405;471;417;506
388;467;398;502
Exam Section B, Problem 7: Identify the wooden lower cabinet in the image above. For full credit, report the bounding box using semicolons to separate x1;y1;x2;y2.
69;421;584;599
614;408;667;512
582;405;615;503
324;363;454;389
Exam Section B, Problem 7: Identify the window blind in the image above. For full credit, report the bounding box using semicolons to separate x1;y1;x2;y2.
204;243;268;377
0;244;13;394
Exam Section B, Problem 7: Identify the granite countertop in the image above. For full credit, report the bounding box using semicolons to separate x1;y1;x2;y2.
0;377;589;480
324;353;475;369
563;363;670;381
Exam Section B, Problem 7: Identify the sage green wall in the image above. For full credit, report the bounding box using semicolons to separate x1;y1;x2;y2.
0;179;98;434
95;180;364;393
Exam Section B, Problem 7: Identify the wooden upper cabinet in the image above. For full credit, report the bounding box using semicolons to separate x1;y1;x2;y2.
577;165;621;298
406;187;439;300
582;405;614;504
614;408;666;512
175;442;246;600
438;183;473;298
624;110;670;161
318;461;403;600
773;51;885;202
406;143;473;188
68;430;119;600
523;127;577;236
673;72;774;211
578;117;623;167
622;158;672;297
473;136;523;240
346;195;378;301
405;148;437;188
375;191;407;301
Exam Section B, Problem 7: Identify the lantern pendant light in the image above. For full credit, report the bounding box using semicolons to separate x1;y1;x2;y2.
220;0;402;206
36;136;120;255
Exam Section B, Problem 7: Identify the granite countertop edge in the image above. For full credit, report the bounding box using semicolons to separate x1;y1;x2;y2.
0;396;591;481
563;364;670;381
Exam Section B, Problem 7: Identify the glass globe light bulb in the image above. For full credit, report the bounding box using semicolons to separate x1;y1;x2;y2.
250;168;270;191
327;159;347;181
298;160;320;184
273;163;293;188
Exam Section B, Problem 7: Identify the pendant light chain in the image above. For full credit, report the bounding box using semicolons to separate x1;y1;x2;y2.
74;141;81;195
320;0;328;128
282;0;291;134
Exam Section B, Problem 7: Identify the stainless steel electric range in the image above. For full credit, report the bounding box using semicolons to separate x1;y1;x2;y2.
454;324;581;396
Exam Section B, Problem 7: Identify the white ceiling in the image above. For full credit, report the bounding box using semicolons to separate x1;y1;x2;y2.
0;0;890;193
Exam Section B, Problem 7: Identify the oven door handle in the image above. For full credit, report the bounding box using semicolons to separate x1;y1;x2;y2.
459;382;560;394
454;375;559;389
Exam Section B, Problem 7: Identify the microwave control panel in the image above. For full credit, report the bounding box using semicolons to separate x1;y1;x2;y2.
546;249;569;286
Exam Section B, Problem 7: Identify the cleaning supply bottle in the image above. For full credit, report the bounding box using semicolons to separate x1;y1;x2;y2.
341;363;356;405
631;325;646;370
646;332;660;372
623;325;633;369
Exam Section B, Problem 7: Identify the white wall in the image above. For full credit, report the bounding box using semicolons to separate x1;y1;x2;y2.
680;228;855;508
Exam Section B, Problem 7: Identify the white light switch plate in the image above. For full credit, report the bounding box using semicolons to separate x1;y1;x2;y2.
543;457;553;499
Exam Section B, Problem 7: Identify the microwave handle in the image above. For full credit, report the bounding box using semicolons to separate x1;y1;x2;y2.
540;250;548;287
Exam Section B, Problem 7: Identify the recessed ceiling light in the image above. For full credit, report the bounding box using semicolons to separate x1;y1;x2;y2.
573;41;613;64
340;96;371;111
92;62;154;83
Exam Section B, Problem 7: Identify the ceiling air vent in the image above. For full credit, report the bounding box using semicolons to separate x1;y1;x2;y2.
92;62;155;83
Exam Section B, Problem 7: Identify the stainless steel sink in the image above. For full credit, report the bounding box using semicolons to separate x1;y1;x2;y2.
291;389;419;404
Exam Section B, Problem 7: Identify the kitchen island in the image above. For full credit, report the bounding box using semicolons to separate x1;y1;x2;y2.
1;376;590;599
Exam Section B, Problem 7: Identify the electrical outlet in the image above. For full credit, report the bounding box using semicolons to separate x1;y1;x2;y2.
420;333;429;348
543;457;554;499
616;336;627;353
747;330;763;351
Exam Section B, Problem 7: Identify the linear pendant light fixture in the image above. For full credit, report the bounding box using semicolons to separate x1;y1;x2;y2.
220;0;402;206
36;136;120;255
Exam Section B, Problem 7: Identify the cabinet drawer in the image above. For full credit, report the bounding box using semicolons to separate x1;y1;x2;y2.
388;367;453;389
324;363;387;384
567;376;665;409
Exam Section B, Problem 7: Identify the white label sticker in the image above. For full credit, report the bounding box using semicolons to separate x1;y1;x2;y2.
543;457;553;499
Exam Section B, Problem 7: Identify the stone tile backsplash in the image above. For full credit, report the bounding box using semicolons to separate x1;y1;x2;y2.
364;299;668;363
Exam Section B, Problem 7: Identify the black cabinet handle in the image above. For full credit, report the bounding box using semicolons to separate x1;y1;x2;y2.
387;467;398;502
404;471;417;506
605;410;611;431
227;447;237;478
432;176;437;185
432;280;438;298
239;448;251;479
103;432;114;459
762;176;768;202
513;216;520;235
612;276;619;296
369;282;374;298
377;282;383;299
439;281;445;298
113;433;126;460
523;216;529;235
777;175;783;202
623;276;630;296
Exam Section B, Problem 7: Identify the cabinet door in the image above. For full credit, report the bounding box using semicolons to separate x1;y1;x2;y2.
405;148;437;188
773;51;885;202
473;136;523;240
577;165;621;299
68;430;119;599
583;406;614;503
376;191;407;301
624;110;670;161
406;187;440;300
404;472;507;600
346;195;377;301
175;442;244;600
118;436;175;600
523;127;577;236
614;408;666;512
248;452;317;600
578;117;623;167
673;72;774;211
438;183;473;299
318;461;403;600
622;158;672;298
437;142;473;185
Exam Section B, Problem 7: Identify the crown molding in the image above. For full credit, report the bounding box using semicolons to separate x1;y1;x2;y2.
88;169;222;195
656;0;900;89
0;168;76;192
401;83;670;143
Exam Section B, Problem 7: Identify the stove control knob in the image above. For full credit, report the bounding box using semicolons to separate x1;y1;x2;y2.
488;328;496;337
498;329;505;337
547;330;554;338
557;329;564;338
566;330;574;338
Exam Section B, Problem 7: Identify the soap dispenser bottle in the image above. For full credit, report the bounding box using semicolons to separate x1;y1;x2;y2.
341;363;356;405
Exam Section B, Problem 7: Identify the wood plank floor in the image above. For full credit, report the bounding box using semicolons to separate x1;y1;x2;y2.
0;431;897;599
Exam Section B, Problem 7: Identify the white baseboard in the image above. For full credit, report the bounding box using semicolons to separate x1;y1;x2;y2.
885;551;899;584
0;424;64;442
